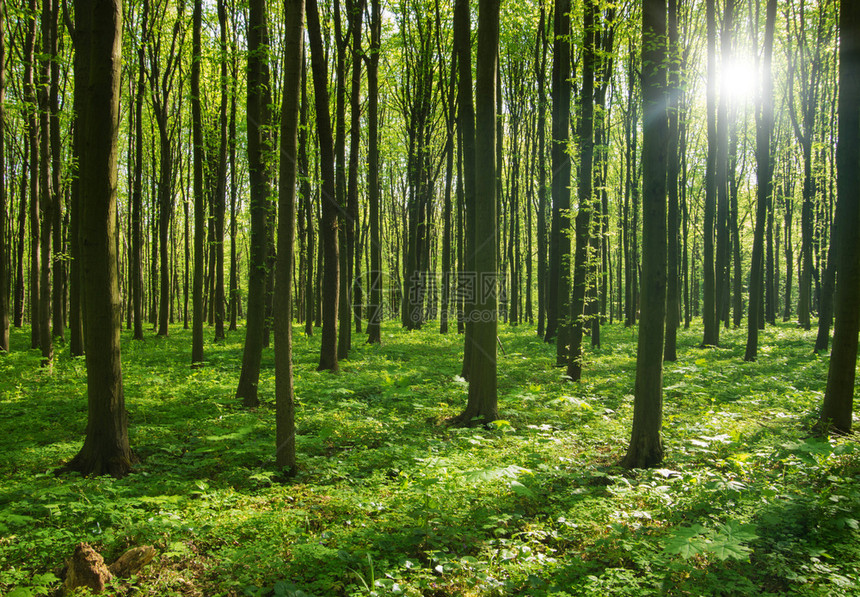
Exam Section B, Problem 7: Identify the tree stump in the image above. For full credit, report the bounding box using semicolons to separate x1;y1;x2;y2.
108;545;156;578
62;543;156;594
63;543;111;594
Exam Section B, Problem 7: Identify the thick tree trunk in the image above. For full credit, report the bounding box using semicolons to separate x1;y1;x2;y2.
820;0;860;433
65;0;133;478
456;0;499;426
623;0;668;470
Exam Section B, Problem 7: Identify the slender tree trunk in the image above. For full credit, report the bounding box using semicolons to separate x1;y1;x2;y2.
347;0;364;338
566;0;596;381
702;0;718;347
535;1;547;339
308;0;340;371
548;0;571;361
455;0;476;378
714;0;733;339
664;0;680;362
131;0;148;341
745;0;776;362
190;0;205;364
366;0;382;344
24;0;40;350
213;0;229;342
236;0;273;401
274;0;304;472
0;3;7;352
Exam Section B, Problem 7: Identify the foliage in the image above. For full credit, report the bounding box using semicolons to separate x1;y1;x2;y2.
1;321;858;596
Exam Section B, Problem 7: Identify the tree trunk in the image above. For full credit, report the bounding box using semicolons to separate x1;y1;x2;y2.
745;0;776;362
190;0;204;364
65;0;133;477
456;0;499;426
213;0;229;343
308;0;340;372
566;0;596;382
535;1;547;339
820;0;860;433
623;0;668;469
664;0;680;362
236;0;274;400
547;0;571;360
366;0;382;344
0;3;6;352
702;0;718;347
454;0;476;379
274;0;304;473
24;0;40;351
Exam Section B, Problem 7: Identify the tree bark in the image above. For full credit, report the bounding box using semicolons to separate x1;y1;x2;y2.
745;0;776;362
65;0;133;477
820;0;860;433
456;0;499;426
623;0;668;469
236;0;274;401
190;0;204;364
308;0;340;371
274;0;304;473
366;0;382;344
567;0;596;381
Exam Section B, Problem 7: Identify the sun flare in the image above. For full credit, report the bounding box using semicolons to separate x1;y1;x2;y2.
722;57;759;103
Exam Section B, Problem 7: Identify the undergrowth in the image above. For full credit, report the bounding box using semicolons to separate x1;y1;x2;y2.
1;321;859;596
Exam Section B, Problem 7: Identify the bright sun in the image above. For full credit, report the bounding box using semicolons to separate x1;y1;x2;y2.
721;58;759;103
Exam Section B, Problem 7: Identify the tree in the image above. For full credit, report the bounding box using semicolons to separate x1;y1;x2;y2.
455;0;499;426
64;0;134;477
745;0;777;362
236;0;275;401
131;0;149;341
366;0;382;345
191;0;204;365
623;0;669;469
213;0;230;343
308;0;340;372
567;0;597;382
454;0;476;379
0;2;7;353
274;0;304;473
546;0;571;362
819;0;860;433
702;0;718;347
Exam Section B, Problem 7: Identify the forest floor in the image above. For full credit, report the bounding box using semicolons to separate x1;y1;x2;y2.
1;320;859;596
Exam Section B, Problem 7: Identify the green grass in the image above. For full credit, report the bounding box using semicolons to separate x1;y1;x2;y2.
1;320;859;596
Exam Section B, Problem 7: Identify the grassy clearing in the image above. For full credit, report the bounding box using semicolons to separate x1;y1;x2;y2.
1;321;859;596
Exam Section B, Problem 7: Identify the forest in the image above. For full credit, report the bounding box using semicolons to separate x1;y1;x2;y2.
1;0;860;594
